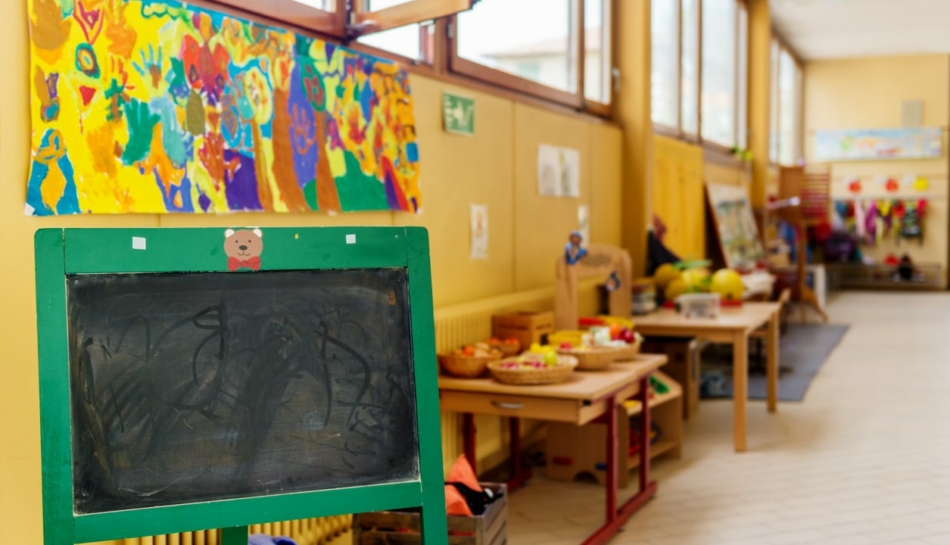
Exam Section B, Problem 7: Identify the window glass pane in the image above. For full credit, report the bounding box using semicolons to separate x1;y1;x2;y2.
585;0;611;103
737;3;748;149
769;40;780;162
651;0;679;127
457;0;576;93
358;24;426;61
680;0;699;136
701;0;736;146
778;49;797;165
365;0;413;7
289;0;335;9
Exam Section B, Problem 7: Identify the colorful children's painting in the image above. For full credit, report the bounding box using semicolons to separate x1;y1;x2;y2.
26;0;421;216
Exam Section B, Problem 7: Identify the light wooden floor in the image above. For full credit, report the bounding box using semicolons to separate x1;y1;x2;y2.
507;292;950;545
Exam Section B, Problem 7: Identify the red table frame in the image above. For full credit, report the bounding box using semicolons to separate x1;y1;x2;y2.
461;376;657;545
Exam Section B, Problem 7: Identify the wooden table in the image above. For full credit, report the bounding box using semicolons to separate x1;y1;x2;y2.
439;355;666;545
634;302;782;452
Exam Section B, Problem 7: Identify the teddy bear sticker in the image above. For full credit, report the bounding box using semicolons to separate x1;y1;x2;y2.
225;228;263;271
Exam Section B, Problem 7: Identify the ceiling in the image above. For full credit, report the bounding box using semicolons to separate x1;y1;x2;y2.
770;0;950;60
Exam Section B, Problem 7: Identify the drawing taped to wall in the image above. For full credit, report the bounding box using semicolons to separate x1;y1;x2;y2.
538;144;580;198
814;127;942;161
26;0;421;216
470;203;488;259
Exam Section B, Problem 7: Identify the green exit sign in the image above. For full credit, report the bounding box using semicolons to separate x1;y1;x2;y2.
442;91;475;136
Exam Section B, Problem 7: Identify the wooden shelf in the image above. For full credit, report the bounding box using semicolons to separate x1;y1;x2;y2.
623;371;682;416
628;439;679;468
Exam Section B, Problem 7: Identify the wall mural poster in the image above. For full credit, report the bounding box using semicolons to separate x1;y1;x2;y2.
25;0;421;216
813;127;942;162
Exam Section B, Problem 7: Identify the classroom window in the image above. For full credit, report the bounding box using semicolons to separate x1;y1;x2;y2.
769;40;781;163
357;23;435;64
652;0;746;146
290;0;335;8
680;0;700;136
736;3;749;150
778;49;801;165
651;0;680;128
770;39;803;166
584;0;612;106
701;0;737;147
454;0;577;99
451;0;611;111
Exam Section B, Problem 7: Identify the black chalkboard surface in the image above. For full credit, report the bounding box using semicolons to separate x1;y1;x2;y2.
66;269;419;514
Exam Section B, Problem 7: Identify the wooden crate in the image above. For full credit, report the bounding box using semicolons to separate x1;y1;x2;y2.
354;483;507;545
546;372;683;488
492;311;555;349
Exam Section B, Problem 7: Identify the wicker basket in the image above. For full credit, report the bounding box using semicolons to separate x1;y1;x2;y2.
489;341;522;357
439;351;502;378
487;356;578;385
558;342;642;371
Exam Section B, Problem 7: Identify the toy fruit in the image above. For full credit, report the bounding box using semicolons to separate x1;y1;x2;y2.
560;342;573;349
544;352;559;367
462;345;475;356
681;268;710;292
609;323;624;340
710;268;745;301
653;263;680;290
665;277;688;301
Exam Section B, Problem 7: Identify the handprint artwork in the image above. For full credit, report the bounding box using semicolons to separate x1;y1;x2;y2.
26;0;421;215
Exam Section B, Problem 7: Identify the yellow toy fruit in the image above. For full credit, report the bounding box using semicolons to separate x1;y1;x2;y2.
681;268;710;293
710;269;745;301
665;278;688;301
653;264;680;290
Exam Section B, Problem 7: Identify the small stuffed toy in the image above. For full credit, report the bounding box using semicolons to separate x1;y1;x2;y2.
564;231;588;265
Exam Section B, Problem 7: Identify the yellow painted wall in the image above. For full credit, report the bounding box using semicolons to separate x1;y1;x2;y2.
804;55;949;285
0;0;623;540
652;135;705;259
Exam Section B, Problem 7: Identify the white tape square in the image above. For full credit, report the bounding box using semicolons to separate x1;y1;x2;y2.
132;237;147;250
346;234;357;245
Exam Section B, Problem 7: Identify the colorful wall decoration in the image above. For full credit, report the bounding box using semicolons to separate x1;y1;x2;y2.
26;0;421;216
813;127;942;162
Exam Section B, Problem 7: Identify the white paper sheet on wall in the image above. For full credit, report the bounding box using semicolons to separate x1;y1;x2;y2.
470;203;489;260
538;144;580;198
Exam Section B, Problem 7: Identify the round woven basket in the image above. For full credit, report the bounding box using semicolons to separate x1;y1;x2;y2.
558;341;642;371
439;351;501;378
487;356;578;385
489;341;521;357
613;340;642;362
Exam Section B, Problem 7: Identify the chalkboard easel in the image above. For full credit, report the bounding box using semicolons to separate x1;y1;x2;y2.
35;227;447;545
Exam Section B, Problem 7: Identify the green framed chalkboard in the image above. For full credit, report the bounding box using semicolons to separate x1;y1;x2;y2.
35;227;447;545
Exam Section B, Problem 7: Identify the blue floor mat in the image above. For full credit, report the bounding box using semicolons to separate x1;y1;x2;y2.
700;324;849;402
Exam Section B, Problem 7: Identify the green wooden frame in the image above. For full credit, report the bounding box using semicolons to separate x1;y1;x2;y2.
35;227;447;545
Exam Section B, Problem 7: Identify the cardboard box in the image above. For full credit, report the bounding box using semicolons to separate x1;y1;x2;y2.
354;483;507;545
492;311;555;348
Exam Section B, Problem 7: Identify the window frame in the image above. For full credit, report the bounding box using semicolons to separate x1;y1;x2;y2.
208;0;348;38
199;0;618;122
651;0;750;157
352;0;479;37
448;0;614;114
